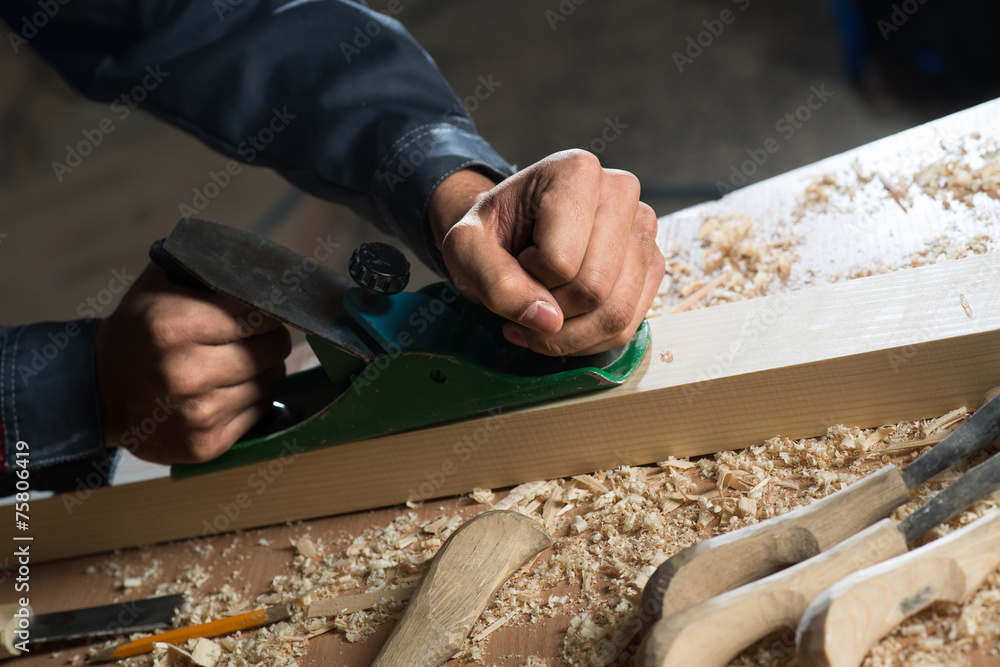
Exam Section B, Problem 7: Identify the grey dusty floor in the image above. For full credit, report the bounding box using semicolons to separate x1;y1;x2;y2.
0;0;976;324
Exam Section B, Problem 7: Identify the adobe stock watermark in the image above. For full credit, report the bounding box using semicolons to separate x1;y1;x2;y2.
61;395;179;514
16;267;136;386
224;233;341;340
178;106;297;216
545;0;586;31
672;0;751;73
347;283;462;393
716;84;834;195
6;0;70;54
584;116;628;155
213;0;243;20
382;75;501;193
51;66;170;182
190;438;307;548
406;409;504;503
888;301;947;372
446;75;502;117
877;0;929;41
683;290;794;404
336;0;417;62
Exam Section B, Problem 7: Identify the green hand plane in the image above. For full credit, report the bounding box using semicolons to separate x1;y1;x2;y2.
151;218;650;479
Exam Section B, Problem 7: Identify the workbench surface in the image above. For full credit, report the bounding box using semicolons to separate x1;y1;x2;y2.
8;98;1000;666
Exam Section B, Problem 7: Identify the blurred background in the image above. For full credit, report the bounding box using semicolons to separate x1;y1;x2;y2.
1;0;998;326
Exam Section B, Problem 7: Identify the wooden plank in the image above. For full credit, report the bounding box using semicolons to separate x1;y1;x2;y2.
658;98;1000;296
22;251;1000;562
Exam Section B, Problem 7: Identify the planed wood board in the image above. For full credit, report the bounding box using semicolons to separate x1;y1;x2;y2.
21;251;1000;562
657;98;1000;293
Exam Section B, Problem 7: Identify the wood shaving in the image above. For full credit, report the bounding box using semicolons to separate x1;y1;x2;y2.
294;536;319;560
913;139;1000;209
470;488;496;505
659;212;799;313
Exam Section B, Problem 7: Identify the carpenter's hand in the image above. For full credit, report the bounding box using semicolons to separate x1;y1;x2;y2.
428;149;664;356
95;264;291;464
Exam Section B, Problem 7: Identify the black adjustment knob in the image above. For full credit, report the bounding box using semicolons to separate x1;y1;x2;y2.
349;242;410;303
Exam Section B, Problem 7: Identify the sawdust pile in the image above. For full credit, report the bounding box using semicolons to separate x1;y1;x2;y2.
833;232;992;281
789;162;881;222
913;135;1000;209
88;406;1000;667
658;212;799;314
786;134;1000;220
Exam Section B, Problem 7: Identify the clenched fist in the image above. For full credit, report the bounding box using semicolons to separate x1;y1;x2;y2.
429;149;664;356
95;264;291;464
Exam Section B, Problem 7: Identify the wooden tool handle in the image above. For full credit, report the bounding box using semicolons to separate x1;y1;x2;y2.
639;466;909;626
0;603;28;659
797;510;1000;667
636;519;908;667
371;510;552;667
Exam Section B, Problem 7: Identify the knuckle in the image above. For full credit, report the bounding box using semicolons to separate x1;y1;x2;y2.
146;314;188;350
537;336;569;358
600;299;634;335
179;396;220;431
481;271;519;315
558;148;602;173
634;204;659;240
609;170;642;200
570;271;613;310
161;352;208;396
168;374;204;397
651;248;667;276
543;250;580;285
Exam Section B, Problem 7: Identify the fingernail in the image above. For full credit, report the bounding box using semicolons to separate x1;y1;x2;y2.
522;300;560;332
504;327;528;347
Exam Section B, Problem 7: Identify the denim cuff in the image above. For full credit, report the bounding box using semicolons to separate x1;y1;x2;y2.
0;320;116;494
372;122;516;276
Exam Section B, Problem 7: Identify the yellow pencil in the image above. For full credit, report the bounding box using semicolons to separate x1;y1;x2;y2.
86;603;293;662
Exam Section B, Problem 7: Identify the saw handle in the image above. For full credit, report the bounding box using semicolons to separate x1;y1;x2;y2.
796;510;1000;667
636;519;908;667
637;466;909;633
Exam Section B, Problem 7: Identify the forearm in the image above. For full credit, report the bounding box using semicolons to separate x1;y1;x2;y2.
1;0;515;273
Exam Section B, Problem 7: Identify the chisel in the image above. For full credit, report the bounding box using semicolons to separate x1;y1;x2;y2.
0;595;182;658
796;508;1000;667
636;388;1000;633
636;445;1000;667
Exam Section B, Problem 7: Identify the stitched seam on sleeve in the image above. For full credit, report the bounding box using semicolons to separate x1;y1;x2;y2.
373;123;438;175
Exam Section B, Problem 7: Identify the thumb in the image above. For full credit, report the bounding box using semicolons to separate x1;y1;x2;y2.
442;221;563;334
